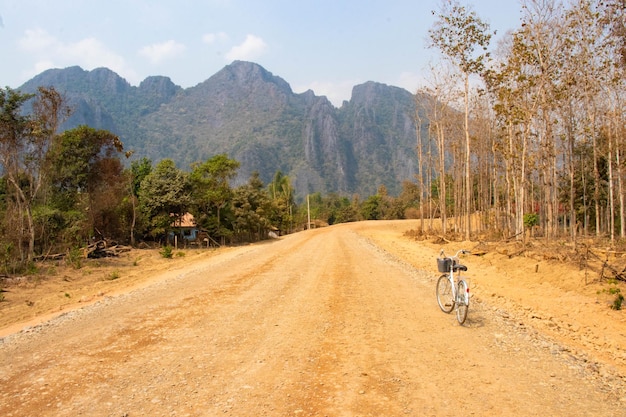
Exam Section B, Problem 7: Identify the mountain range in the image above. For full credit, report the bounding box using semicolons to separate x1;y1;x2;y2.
18;61;426;199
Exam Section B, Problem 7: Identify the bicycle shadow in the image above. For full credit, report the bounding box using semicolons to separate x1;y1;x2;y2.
459;297;488;328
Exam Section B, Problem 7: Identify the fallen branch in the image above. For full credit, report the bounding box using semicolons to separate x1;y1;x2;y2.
85;240;131;258
587;248;626;282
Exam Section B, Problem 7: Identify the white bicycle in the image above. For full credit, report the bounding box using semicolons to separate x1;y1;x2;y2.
436;249;471;325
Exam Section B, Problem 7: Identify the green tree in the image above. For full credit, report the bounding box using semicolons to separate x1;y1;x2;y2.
398;180;421;218
126;157;153;245
232;172;271;242
361;195;382;220
189;154;240;243
41;126;124;248
130;157;153;197
139;159;191;241
0;87;70;262
267;171;296;233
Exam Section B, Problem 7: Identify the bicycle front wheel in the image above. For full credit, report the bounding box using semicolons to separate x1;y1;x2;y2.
436;274;454;313
456;279;469;325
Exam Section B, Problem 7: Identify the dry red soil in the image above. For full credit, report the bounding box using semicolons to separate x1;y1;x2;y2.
0;220;625;416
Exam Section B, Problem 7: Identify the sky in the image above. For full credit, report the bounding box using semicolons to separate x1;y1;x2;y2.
0;0;523;107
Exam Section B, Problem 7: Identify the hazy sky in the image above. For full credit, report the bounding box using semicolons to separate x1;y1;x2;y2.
0;0;523;106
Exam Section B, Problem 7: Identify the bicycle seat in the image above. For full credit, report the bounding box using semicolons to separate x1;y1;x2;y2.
453;264;467;272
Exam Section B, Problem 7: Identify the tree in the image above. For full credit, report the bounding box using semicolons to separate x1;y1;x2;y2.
429;0;493;240
139;159;191;241
127;157;153;245
44;126;124;246
0;87;70;262
189;154;240;243
361;195;382;220
232;172;272;242
417;69;458;234
267;170;296;233
0;88;32;263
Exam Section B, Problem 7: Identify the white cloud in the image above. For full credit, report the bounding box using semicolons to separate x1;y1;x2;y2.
18;28;56;51
225;34;268;61
17;28;139;84
139;40;186;64
62;38;126;69
202;32;228;44
293;79;358;107
395;71;427;94
32;60;56;75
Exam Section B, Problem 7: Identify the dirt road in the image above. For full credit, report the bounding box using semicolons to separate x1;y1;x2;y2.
1;221;624;416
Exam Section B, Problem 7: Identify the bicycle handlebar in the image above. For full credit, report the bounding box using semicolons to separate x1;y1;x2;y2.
440;249;471;259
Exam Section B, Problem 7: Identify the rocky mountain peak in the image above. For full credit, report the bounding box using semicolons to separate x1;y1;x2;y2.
17;62;423;198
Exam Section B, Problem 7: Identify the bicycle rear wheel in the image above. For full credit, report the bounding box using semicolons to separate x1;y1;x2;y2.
436;274;454;313
456;279;469;324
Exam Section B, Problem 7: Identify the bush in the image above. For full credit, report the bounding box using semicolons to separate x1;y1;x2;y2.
611;291;623;311
106;270;120;280
523;213;539;228
160;245;173;259
67;247;83;269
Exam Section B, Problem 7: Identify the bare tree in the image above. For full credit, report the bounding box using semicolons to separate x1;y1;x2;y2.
429;0;493;240
418;66;459;235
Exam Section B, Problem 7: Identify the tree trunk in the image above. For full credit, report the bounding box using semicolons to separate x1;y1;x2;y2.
464;74;472;241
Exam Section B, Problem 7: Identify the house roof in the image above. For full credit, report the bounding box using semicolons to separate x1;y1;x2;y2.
171;212;197;228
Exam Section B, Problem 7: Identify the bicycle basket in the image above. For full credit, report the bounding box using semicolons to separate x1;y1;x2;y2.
437;257;452;273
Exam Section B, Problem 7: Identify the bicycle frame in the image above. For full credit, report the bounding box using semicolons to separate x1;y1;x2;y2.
436;249;470;324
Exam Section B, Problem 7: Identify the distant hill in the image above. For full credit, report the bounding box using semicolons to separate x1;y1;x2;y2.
19;61;426;199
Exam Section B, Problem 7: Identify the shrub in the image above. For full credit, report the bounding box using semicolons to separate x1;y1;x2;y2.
106;270;120;280
611;291;623;311
160;245;173;259
67;247;83;269
523;213;539;229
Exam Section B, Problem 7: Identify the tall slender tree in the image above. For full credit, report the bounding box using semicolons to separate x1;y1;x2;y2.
429;0;493;240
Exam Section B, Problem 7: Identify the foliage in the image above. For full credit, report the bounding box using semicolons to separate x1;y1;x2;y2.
159;245;173;259
523;213;540;229
0;86;70;262
106;270;121;280
428;0;493;75
231;172;273;242
48;125;126;243
267;171;296;233
0;242;16;276
130;157;153;197
139;159;191;240
189;154;240;242
603;284;624;310
67;247;83;270
361;195;382;220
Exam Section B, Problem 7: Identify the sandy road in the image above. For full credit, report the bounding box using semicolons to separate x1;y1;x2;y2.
0;221;623;416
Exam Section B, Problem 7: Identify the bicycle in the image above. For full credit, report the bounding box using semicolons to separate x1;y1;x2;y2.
436;249;471;325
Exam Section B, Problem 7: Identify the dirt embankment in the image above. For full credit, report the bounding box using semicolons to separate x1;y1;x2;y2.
0;220;624;416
